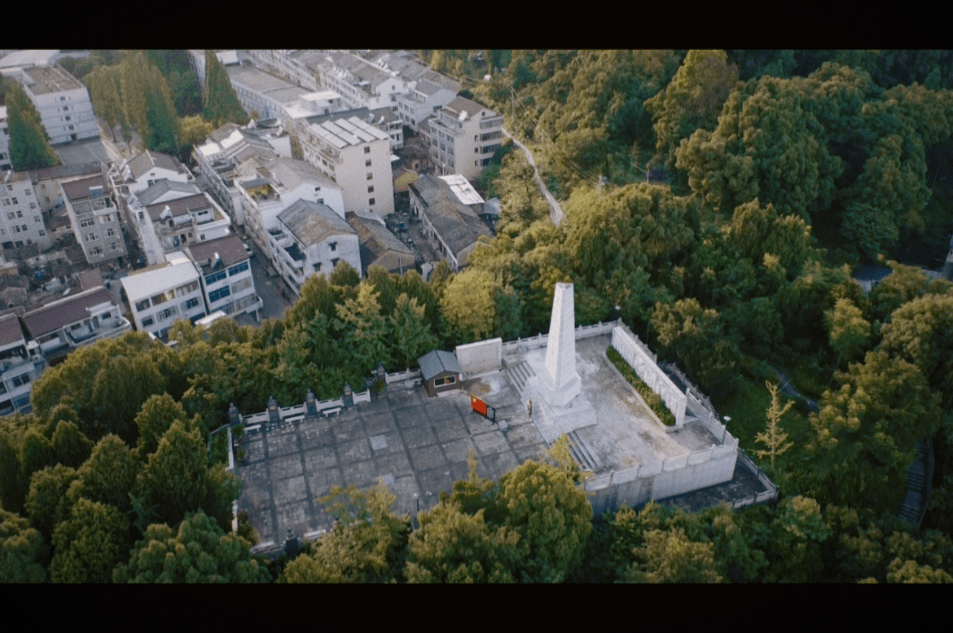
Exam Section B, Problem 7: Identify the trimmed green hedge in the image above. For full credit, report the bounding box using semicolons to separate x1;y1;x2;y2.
606;347;677;427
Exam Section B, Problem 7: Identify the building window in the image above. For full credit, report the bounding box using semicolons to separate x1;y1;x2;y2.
228;261;249;276
368;198;375;206
329;242;337;252
367;186;374;193
366;173;373;181
434;375;456;387
209;286;231;303
184;297;200;311
365;159;372;167
205;270;227;285
12;373;32;387
135;299;150;312
313;262;321;273
364;146;371;154
142;316;154;327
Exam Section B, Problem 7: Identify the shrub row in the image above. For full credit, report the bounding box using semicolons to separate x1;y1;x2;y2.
606;347;677;426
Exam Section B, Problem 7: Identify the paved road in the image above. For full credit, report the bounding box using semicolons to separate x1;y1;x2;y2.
502;128;564;225
247;239;295;321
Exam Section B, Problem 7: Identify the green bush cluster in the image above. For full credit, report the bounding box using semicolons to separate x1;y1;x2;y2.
606;347;677;426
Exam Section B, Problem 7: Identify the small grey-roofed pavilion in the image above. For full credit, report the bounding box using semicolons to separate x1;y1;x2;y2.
418;349;462;397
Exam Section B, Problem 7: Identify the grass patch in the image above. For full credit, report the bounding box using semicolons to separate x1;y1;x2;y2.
606;346;676;427
719;374;814;457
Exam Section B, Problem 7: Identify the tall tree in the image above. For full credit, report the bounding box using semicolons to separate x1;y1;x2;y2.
113;509;271;583
50;498;130;583
134;419;208;528
6;82;58;170
203;51;248;128
0;508;47;583
754;381;795;473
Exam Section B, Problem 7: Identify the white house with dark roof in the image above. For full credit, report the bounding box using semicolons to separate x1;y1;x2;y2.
268;199;360;294
120;251;205;339
315;51;408;113
226;64;311;122
185;233;261;320
118;150;192;196
21;285;131;365
235;156;344;258
0;314;45;416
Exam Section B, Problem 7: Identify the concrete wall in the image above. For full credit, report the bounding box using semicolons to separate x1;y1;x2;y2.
499;320;617;356
585;442;739;516
610;325;687;426
456;338;502;374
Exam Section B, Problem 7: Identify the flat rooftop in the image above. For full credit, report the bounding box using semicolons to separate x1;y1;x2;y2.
235;333;765;548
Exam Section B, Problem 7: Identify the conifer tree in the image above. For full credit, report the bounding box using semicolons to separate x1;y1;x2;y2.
6;82;58;171
203;51;248;128
754;381;794;472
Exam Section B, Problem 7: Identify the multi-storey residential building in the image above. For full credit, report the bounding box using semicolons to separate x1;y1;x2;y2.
235;156;345;257
0;314;45;416
299;115;394;217
5;64;98;144
120;251;205;339
0;106;11;171
1;170;51;251
427;96;503;182
144;191;232;254
61;174;126;266
281;90;347;128
22;284;131;366
267;199;360;294
25;161;102;217
409;173;493;271
314;51;408;113
193;123;282;224
185;233;261;320
117;150;192;196
396;78;458;133
366;51;460;95
243;50;327;91
226;64;310;122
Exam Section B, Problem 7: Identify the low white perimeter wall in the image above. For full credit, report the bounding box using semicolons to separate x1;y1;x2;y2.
585;443;739;516
456;338;502;374
611;325;687;426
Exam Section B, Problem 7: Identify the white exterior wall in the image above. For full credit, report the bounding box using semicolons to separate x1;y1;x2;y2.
63;186;126;265
29;85;97;145
123;262;206;339
1;174;51;250
0;108;11;171
270;229;360;294
126;166;191;196
200;258;259;318
455;338;502;374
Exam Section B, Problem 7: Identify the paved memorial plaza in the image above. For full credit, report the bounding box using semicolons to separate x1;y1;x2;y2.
234;333;770;549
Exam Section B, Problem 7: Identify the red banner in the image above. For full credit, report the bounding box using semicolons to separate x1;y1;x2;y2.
470;395;487;416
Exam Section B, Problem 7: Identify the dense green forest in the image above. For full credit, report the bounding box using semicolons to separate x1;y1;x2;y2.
2;50;953;582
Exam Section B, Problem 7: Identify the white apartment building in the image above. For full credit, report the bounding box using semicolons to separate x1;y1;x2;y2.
226;64;310;122
120;251;205;339
396;78;457;132
427;96;503;182
0;314;45;416
22;284;132;366
1;170;51;251
6;65;98;144
299;115;394;218
268;199;361;295
185;233;261;320
143;190;232;254
281;90;347;128
61;174;126;266
315;51;408;113
243;50;327;91
235;156;345;257
0;106;11;172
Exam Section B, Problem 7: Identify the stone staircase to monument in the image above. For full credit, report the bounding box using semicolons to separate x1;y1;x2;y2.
567;430;603;472
898;439;933;528
507;360;535;398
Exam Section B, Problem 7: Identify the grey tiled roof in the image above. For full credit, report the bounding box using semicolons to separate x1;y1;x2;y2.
418;349;461;382
278;199;355;247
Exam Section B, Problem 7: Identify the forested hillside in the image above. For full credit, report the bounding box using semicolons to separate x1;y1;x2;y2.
2;50;952;583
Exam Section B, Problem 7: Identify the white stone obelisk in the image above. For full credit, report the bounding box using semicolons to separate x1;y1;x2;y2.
539;282;581;407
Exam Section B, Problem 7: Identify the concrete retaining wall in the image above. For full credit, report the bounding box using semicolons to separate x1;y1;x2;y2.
499;320;618;356
610;326;687;426
586;444;739;516
456;338;502;374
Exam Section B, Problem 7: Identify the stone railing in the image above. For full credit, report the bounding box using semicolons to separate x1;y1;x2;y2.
499;319;619;356
610;325;686;426
384;368;422;384
730;448;779;510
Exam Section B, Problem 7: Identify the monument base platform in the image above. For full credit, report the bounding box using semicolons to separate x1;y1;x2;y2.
525;375;597;444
